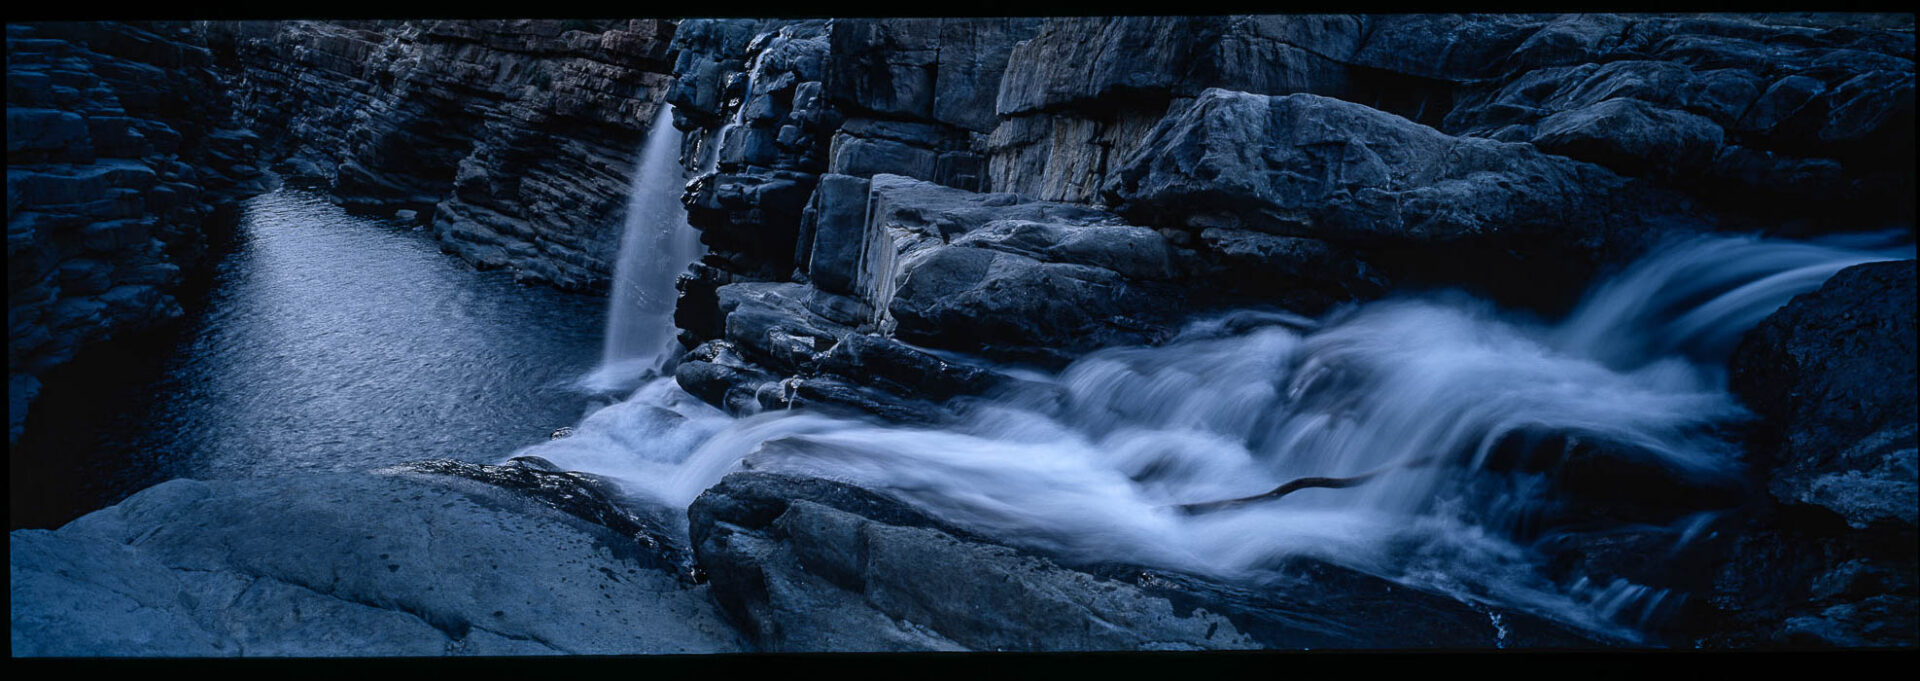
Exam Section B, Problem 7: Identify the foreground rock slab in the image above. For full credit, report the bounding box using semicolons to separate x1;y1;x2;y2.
10;471;746;656
689;470;1606;651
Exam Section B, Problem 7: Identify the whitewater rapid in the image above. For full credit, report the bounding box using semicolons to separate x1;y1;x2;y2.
524;230;1912;641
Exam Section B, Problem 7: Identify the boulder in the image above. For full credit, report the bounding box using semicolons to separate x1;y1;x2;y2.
1731;260;1917;529
1708;259;1919;647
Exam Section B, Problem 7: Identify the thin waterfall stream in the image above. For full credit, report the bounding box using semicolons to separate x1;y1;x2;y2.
582;105;708;393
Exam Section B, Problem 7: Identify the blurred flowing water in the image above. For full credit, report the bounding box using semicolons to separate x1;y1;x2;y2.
12;188;607;526
582;105;706;393
524;231;1913;642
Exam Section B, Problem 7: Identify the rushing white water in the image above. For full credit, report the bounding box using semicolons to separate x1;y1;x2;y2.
581;105;707;393
526;232;1911;640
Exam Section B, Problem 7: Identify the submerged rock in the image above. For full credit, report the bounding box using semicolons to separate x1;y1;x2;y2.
9;472;746;656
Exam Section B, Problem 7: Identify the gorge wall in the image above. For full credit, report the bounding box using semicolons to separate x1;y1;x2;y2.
8;22;267;444
201;19;679;292
657;14;1915;647
663;13;1913;416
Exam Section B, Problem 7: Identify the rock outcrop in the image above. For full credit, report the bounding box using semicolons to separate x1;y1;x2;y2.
1711;260;1917;646
7;22;267;444
688;470;1603;651
202;19;678;291
9;470;746;656
659;13;1912;419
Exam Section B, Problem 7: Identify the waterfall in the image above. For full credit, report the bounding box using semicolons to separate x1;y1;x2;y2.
525;231;1912;639
581;105;707;393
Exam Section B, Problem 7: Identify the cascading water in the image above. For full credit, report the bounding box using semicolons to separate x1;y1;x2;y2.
581;105;707;393
524;231;1912;641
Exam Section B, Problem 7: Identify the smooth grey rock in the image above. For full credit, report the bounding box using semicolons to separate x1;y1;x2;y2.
828;132;937;182
887;244;1180;365
10;472;747;656
951;219;1180;281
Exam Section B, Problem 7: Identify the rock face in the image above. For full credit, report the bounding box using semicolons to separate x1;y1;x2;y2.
660;13;1912;427
201;20;678;291
9;470;746;656
654;13;1914;651
1711;260;1917;646
7;22;267;444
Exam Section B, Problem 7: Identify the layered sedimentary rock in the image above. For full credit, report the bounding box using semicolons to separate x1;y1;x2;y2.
202;19;678;291
7;22;267;444
661;13;1912;422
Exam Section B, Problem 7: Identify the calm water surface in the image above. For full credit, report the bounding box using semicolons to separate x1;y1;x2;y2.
16;188;608;525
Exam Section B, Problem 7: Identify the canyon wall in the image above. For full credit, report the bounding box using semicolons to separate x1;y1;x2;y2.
202;19;678;292
662;12;1913;427
7;22;267;444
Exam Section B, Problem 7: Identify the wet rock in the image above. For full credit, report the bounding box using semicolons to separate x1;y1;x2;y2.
689;470;1607;651
676;339;781;416
1194;227;1386;312
815;332;1009;402
389;458;692;576
10;472;747;656
1731;260;1918;528
689;471;1259;651
1707;259;1919;647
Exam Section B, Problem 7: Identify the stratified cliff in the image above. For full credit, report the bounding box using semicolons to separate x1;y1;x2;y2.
8;22;267;444
661;12;1912;426
201;19;678;292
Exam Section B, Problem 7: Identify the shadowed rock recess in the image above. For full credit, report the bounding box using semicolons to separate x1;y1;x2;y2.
9;14;1917;654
